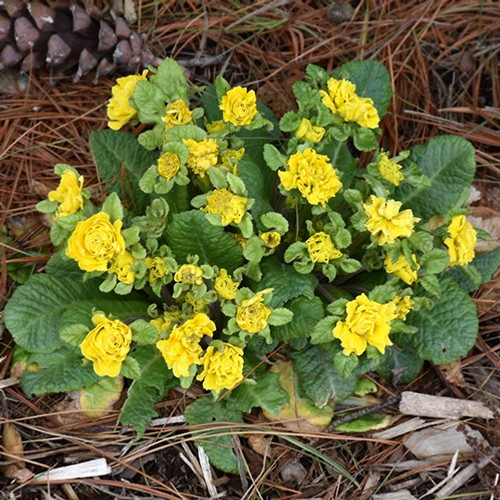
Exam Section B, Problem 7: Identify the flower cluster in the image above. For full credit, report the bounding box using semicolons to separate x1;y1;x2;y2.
8;57;486;451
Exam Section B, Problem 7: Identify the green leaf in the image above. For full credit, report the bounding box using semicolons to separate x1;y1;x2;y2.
421;249;449;274
238;158;274;226
21;347;99;396
268;308;294;326
167;124;206;142
138;126;164;150
335;413;392;432
227;372;289;414
36;199;58;214
4;274;149;354
91;129;158;213
184;397;243;474
377;341;424;384
253;258;318;307
447;247;500;293
353;127;378;152
121;356;141;379
166;211;243;272
273;296;324;341
406;276;478;364
310;316;338;344
395;136;476;219
260;211;289;233
419;274;441;296
45;251;81;278
292;344;357;407
263;144;287;171
150;58;188;102
133;80;165;123
118;345;177;436
332;60;393;117
59;323;90;346
333;352;359;378
130;320;159;345
279;111;301;132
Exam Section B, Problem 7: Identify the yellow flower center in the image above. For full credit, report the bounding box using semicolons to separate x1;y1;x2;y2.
444;215;476;267
220;86;258;126
157;152;181;180
202;188;248;225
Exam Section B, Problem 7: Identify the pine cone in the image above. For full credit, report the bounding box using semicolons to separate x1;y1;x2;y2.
0;0;159;84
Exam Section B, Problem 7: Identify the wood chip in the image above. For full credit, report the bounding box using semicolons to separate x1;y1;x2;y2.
403;423;488;459
373;491;417;500
198;445;218;498
372;417;428;440
34;458;111;481
399;391;495;419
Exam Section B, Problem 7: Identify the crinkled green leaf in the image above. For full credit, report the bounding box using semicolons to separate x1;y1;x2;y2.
118;345;176;436
253;258;318;307
332;60;392;117
45;251;81;278
447;247;500;293
21;347;99;396
292;344;357;407
377;340;424;384
130;320;159;345
150;58;188;102
184;397;243;474
227;372;289;414
166;211;243;272
4;274;149;354
406;276;478;364
91;129;158;213
273;296;324;341
395;136;476;219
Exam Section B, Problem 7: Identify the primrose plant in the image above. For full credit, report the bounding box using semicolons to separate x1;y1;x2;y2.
6;57;496;473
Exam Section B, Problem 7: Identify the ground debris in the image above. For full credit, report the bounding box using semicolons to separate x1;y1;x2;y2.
399;391;496;419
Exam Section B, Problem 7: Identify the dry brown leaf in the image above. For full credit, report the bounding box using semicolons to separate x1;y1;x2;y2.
247;435;272;457
439;361;466;388
1;423;26;479
468;206;500;252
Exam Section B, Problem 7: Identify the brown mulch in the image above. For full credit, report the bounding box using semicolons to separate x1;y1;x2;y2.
1;1;499;498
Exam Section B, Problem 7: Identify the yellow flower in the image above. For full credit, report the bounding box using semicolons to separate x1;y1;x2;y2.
107;70;148;130
162;99;192;130
333;294;397;356
205;120;225;134
278;148;342;206
214;268;239;300
48;170;84;219
66;212;125;272
320;78;357;114
184;291;209;314
341;96;380;129
150;307;182;333
306;232;342;263
363;195;420;245
183;138;219;177
156;313;216;378
197;343;244;393
109;251;136;284
294;118;325;143
221;148;245;173
445;215;477;267
377;153;404;186
384;253;419;285
145;256;170;284
220;86;257;126
236;289;272;333
174;264;204;285
260;231;281;249
157;152;181;180
81;314;132;377
202;188;248;225
391;295;414;321
319;78;380;129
